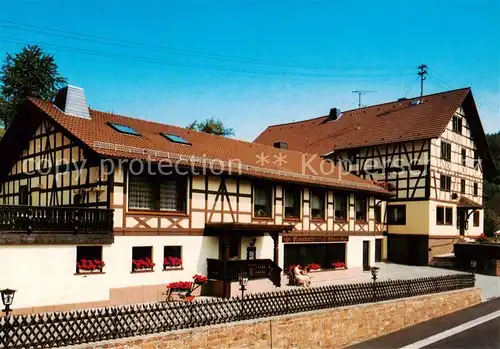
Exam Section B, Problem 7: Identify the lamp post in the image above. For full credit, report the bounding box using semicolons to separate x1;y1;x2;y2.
238;272;249;320
471;260;477;275
239;272;249;299
370;266;379;283
370;266;379;302
0;289;16;317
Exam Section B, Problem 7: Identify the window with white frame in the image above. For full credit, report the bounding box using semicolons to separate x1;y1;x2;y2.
129;174;186;212
284;186;301;219
253;183;273;218
310;189;325;220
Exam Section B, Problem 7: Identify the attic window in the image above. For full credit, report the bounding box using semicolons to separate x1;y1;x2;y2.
161;133;191;145
108;123;141;136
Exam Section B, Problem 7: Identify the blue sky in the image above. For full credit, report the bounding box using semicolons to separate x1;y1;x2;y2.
1;0;499;140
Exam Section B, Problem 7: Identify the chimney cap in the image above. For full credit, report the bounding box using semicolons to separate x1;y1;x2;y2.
327;108;341;122
54;85;90;119
273;141;288;149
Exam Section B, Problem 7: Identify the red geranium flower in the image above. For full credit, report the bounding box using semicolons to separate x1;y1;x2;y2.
193;274;208;284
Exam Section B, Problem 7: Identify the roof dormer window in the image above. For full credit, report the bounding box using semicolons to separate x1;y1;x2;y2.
108;123;141;136
161;133;191;145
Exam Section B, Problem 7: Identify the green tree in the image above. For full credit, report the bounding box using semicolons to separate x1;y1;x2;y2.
187;117;235;137
0;45;66;127
484;131;500;235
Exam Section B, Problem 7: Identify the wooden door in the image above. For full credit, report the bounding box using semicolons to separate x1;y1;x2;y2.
375;239;382;262
363;241;370;271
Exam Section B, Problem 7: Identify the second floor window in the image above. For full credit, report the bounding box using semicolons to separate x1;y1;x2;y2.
374;205;382;224
254;183;272;218
334;193;348;221
473;151;480;169
440;175;452;192
460;179;466;194
129;174;186;212
355;195;367;222
452;115;462;134
461;148;467;166
474;182;478;196
441;141;451;162
388;205;406;225
284;187;301;219
310;189;325;220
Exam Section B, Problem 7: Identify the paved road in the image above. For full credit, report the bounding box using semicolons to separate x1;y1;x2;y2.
348;298;500;349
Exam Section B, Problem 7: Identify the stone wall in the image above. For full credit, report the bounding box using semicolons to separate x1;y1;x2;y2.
73;288;481;349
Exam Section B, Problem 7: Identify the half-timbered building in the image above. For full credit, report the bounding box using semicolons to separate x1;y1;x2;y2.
0;85;391;313
255;88;496;265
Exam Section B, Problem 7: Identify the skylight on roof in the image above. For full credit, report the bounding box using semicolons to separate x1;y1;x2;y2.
161;133;191;145
108;122;141;136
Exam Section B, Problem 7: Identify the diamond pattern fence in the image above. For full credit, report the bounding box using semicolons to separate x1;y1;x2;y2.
0;274;474;348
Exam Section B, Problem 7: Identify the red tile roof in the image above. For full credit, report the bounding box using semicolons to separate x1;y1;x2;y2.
26;98;391;196
457;196;483;209
254;88;471;154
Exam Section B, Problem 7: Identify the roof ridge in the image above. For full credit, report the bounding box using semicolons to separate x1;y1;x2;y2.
28;97;342;162
263;87;471;129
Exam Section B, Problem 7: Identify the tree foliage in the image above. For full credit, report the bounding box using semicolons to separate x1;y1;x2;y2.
485;131;500;235
187;117;235;137
0;45;66;127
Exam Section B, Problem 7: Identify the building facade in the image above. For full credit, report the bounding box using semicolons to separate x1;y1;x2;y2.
0;86;390;313
255;88;495;265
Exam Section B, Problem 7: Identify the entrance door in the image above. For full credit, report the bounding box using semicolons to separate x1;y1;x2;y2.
218;236;241;260
375;239;382;262
362;241;370;271
457;209;467;236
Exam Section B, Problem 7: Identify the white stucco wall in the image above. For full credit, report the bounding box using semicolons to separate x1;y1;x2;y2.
0;236;219;309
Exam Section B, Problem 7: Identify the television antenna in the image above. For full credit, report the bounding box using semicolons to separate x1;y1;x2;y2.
352;90;377;109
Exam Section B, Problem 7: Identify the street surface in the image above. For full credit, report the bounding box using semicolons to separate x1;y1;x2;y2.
348;297;500;349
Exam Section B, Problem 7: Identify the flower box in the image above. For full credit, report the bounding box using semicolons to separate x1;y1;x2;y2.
332;262;347;270
77;259;105;274
306;263;322;272
132;258;155;272
163;256;182;270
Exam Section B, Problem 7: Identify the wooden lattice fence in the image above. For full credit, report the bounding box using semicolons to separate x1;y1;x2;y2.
0;274;474;348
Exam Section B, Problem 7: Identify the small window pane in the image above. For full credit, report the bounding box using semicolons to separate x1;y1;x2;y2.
436;207;444;225
445;207;453;225
129;176;155;210
161;133;191;145
160;178;186;212
355;195;367;221
334;194;348;221
310;190;325;220
108;123;140;136
473;211;480;227
254;183;272;217
76;246;104;273
284;187;301;219
388;205;406;225
163;246;182;268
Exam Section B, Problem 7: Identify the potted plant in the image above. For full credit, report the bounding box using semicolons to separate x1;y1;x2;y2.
132;257;155;272
332;261;347;270
166;274;208;302
306;263;321;272
163;256;183;270
77;258;105;274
